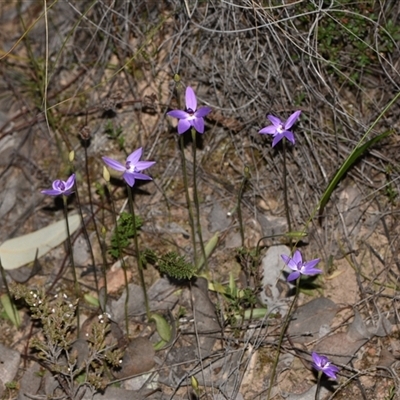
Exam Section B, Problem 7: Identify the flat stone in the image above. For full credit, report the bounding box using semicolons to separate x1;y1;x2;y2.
0;343;20;386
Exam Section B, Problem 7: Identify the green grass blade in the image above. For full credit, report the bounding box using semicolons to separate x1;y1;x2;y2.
316;89;400;223
1;294;21;328
318;130;392;220
196;232;219;271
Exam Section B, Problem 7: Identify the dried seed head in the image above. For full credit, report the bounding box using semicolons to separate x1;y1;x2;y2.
101;98;116;113
79;126;91;141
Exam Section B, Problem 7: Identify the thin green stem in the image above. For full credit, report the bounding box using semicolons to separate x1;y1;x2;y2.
83;143;109;308
106;184;130;335
282;139;292;237
266;277;300;400
191;128;207;272
63;196;79;296
315;371;323;400
127;185;150;320
179;134;198;268
73;167;99;295
237;166;250;247
62;195;80;335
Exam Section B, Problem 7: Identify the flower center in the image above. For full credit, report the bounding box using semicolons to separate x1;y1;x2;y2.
277;124;284;134
58;181;66;191
186;108;194;115
320;359;329;368
126;161;137;173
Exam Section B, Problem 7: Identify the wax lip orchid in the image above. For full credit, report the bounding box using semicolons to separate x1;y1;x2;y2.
167;86;211;134
281;249;321;282
41;173;76;196
102;147;155;187
311;352;339;380
259;110;301;147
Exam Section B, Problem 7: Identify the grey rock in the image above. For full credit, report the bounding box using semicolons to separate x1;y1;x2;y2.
208;202;231;232
259;245;291;317
257;214;288;238
0;343;20;386
17;362;42;400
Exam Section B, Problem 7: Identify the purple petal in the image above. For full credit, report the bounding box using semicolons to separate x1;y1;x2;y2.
195;107;211;118
127;148;142;164
132;172;152;181
52;180;62;191
102;157;126;172
312;352;338;379
287;271;301;281
167;110;189;119
259;126;276;135
292;250;303;265
64;174;75;194
267;115;282;127
177;119;191;134
282;130;295;145
303;267;322;276
312;352;323;366
281;254;299;270
324;369;338;380
185;86;197;111
284;110;301;129
304;258;321;270
122;172;136;187
331;365;339;373
135;160;156;171
272;133;284;147
41;189;62;196
325;365;339;379
63;187;74;196
192;117;205;134
65;174;75;187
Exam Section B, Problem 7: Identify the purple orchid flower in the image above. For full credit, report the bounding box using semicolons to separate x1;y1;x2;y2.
167;86;211;134
281;250;321;282
41;174;75;196
312;352;339;380
102;147;155;187
259;110;301;147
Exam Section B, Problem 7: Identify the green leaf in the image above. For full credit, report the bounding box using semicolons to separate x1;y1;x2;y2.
84;294;100;307
158;252;196;280
150;313;171;343
242;308;268;320
109;212;143;258
153;339;168;351
207;281;226;294
232;307;268;323
196;232;219;270
229;272;236;297
1;294;21;328
319;130;392;220
285;231;308;239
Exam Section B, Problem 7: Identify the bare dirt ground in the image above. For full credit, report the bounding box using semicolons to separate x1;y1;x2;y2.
0;1;400;399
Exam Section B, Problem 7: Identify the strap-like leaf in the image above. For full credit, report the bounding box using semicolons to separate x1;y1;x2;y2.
0;214;80;270
319;130;392;221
